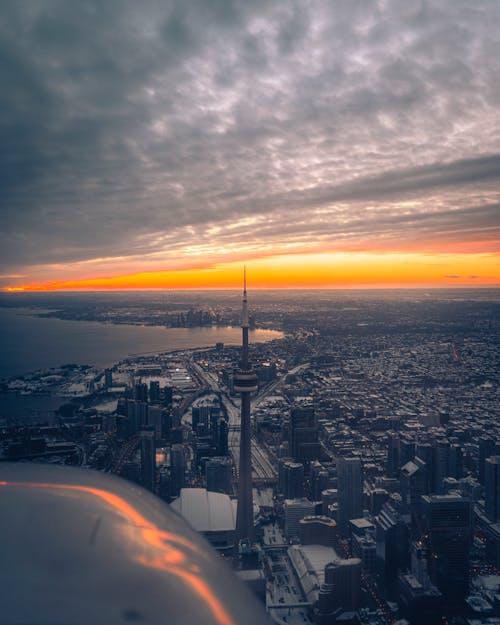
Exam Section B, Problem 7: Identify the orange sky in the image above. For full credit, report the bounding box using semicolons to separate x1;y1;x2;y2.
2;3;500;295
4;251;499;292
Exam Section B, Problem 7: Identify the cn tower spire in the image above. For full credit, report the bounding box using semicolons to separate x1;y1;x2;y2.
234;266;258;545
242;265;249;328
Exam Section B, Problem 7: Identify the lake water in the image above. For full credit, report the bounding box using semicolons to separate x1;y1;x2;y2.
0;308;282;378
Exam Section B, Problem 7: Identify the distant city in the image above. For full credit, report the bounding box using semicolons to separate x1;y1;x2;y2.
1;288;499;625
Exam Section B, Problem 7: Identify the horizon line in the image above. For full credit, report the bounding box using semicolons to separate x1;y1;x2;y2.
3;284;500;294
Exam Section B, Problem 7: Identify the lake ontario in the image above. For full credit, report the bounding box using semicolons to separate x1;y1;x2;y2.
0;307;282;379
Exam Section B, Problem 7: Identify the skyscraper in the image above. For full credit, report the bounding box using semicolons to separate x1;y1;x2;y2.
140;427;155;491
170;443;186;497
290;405;320;462
104;368;113;388
284;498;315;539
400;436;415;467
420;494;472;610
337;456;363;537
134;382;148;403
206;456;233;495
376;502;410;597
149;380;160;402
479;437;497;484
386;432;400;477
432;438;450;494
216;417;229;456
233;269;258;544
415;442;434;493
400;456;428;514
485;456;500;522
278;458;304;499
325;558;362;612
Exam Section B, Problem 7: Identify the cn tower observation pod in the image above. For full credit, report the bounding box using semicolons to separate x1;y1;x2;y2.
233;368;259;393
0;463;271;625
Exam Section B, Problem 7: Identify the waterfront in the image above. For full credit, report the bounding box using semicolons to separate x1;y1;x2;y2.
0;307;282;378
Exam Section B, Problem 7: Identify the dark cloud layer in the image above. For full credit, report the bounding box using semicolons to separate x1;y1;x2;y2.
1;0;499;282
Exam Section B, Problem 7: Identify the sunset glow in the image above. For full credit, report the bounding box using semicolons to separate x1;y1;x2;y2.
1;2;499;291
4;251;499;292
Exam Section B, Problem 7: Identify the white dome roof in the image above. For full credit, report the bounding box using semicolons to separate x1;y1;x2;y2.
171;488;237;533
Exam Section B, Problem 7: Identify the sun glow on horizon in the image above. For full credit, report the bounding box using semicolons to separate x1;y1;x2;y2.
2;251;499;292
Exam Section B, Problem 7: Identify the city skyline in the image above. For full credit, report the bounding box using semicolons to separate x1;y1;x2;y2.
1;287;499;623
1;1;499;291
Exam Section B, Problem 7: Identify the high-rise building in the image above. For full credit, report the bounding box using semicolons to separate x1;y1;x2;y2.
161;409;172;443
209;405;222;445
310;461;330;501
104;368;113;388
148;405;164;440
206;456;233;495
126;399;148;434
289;405;320;463
369;488;389;514
284;498;315;539
400;457;428;513
479;437;497;484
170;444;186;498
485;456;500;522
192;405;211;433
317;581;336;622
420;494;472;610
376;502;410;598
321;488;337;518
216;418;229;456
278;459;304;499
134;382;148;403
337;456;363;537
158;465;171;500
432;439;450;494
386;432;400;477
233;269;258;544
415;443;434;493
325;558;362;611
140;427;155;491
400;436;415;467
149;380;160;403
352;532;376;576
398;558;443;625
449;443;463;480
163;386;173;407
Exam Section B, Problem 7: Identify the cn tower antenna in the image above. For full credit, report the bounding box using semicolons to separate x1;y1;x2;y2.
241;266;249;330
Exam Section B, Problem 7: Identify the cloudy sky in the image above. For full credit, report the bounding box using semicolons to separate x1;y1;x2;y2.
1;0;499;290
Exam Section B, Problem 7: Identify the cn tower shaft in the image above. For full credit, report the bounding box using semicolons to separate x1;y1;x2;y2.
233;274;258;543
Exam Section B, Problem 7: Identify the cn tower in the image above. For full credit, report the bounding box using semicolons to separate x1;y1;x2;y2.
233;268;258;544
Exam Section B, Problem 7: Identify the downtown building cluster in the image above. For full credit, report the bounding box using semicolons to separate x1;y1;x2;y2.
1;292;499;625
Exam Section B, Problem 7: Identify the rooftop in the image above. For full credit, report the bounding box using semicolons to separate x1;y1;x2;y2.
171;488;237;533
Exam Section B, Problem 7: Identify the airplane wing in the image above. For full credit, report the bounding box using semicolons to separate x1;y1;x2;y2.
0;462;271;625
